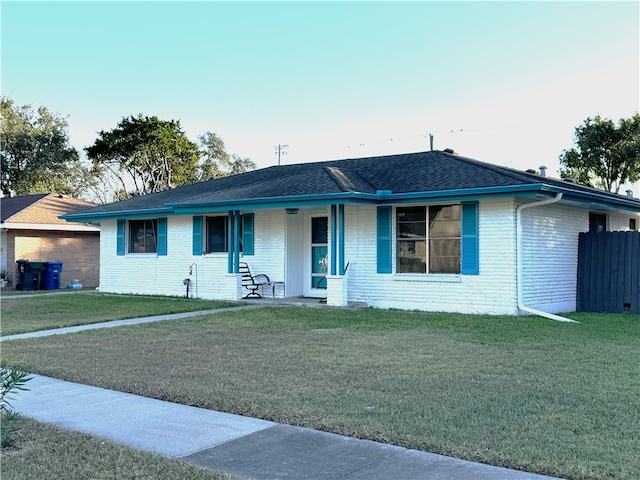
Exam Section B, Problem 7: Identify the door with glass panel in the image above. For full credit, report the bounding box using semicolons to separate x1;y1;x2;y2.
309;216;328;296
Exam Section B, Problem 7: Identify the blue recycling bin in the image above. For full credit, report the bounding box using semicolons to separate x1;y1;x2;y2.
42;261;63;290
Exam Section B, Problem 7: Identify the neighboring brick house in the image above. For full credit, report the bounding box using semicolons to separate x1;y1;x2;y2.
62;150;640;316
1;194;100;289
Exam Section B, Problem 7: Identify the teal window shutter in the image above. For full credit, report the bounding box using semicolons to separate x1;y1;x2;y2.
377;206;392;273
192;216;203;256
157;218;167;256
116;219;125;256
242;213;254;255
461;202;479;275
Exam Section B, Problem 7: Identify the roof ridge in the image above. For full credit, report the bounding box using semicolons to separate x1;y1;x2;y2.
448;151;639;202
445;152;544;185
323;166;379;193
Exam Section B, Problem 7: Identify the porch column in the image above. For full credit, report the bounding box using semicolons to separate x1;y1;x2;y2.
338;204;345;275
227;210;234;273
329;204;346;275
330;205;337;276
227;210;241;274
233;210;240;272
327;204;348;307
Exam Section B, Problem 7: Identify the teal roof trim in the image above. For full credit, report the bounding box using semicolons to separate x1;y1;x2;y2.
168;192;376;214
541;184;640;212
61;183;640;222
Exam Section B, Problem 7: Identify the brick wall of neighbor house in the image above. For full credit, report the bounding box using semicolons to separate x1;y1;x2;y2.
11;230;100;288
345;198;519;315
5;232;16;280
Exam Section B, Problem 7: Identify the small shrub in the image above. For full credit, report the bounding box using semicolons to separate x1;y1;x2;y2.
1;368;32;448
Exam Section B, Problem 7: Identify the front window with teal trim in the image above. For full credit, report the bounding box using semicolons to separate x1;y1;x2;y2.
128;219;158;253
207;216;238;253
197;213;254;255
396;205;461;274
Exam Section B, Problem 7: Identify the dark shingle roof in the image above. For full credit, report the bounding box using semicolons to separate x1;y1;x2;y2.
63;150;640;219
0;194;48;222
1;194;98;224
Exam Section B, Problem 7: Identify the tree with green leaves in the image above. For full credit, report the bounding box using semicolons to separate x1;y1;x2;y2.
197;131;256;181
86;115;200;197
559;114;640;193
1;97;83;197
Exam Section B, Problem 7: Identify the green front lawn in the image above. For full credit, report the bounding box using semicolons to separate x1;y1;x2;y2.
2;305;639;479
1;418;233;480
0;293;237;336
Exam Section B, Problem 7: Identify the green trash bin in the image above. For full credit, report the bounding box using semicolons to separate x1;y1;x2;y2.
16;260;43;291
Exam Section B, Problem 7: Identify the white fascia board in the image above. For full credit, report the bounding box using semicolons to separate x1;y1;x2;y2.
0;222;100;232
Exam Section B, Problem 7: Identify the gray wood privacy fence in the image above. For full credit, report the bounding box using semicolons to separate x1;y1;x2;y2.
577;231;640;313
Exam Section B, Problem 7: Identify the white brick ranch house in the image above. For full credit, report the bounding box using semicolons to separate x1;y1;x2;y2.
62;150;640;316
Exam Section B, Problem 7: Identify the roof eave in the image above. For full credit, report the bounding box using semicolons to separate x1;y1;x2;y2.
541;184;640;212
59;183;640;222
60;207;174;223
1;222;100;232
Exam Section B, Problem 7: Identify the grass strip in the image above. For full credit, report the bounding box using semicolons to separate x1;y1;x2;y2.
0;293;236;335
2;307;639;479
0;417;234;480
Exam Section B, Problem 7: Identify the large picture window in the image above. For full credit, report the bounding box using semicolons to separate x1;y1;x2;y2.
206;216;242;253
396;205;461;274
129;219;158;253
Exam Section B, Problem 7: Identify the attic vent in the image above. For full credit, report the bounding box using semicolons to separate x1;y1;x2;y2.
443;148;458;155
627;190;634;199
526;169;537;174
539;166;547;177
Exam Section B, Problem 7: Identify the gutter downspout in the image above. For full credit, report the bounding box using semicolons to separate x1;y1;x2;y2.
516;193;577;323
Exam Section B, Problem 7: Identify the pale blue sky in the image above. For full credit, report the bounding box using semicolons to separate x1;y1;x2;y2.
2;1;639;193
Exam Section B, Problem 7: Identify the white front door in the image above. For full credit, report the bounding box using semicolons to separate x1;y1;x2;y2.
305;215;328;297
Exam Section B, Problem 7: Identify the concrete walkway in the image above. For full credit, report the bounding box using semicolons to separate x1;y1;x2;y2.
3;306;565;480
0;304;265;342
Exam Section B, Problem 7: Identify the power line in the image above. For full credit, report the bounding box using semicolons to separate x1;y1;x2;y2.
274;144;289;166
273;120;563;163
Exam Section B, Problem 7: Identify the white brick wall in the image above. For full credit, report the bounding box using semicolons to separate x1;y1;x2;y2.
98;200;640;314
610;211;639;231
99;213;287;300
345;199;519;315
519;202;586;313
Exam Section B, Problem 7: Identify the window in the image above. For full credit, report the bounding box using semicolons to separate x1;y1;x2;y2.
396;205;461;274
630;218;637;231
206;215;242;253
129;219;158;253
192;214;254;256
589;212;607;233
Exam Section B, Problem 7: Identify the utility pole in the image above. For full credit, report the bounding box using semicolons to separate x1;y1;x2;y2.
274;144;289;166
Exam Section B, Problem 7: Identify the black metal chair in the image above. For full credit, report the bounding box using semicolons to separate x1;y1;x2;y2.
239;262;270;299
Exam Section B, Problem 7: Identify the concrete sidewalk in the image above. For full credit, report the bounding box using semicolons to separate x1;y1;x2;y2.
11;374;563;480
